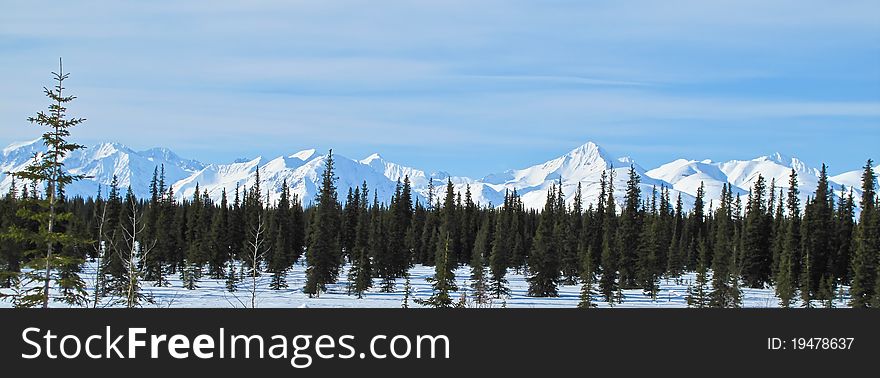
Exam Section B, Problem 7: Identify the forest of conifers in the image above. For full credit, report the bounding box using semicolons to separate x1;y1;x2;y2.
1;151;878;308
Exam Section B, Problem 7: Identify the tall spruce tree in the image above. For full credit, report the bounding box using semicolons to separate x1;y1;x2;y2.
618;165;642;288
850;160;877;307
637;186;661;299
709;184;741;308
489;190;512;298
2;59;88;308
527;184;561;297
741;175;773;288
470;216;491;305
802;165;834;300
348;182;372;298
561;182;583;284
599;168;619;304
304;151;342;297
267;180;293;289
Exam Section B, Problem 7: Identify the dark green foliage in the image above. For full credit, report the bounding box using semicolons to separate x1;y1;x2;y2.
267;180;294;289
637;186;662;299
489;190;516;298
802;165;835;300
348;182;373;298
709;184;742;308
851;160;877;307
1;59;88;308
686;239;711;308
304;151;342;297
599;170;619;304
416;231;458;308
617;165;642;288
527;184;561;297
470;216;491;305
560;183;583;285
741;175;773;288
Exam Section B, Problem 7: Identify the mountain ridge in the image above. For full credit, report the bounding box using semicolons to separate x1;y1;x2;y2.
0;139;871;212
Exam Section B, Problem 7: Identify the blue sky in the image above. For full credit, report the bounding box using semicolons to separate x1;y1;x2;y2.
1;0;878;177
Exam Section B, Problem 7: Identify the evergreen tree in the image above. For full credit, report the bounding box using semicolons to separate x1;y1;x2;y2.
637;186;661;299
348;182;373;298
834;187;855;284
667;192;685;276
0;178;24;288
618;165;642;288
470;216;491;305
577;236;598;308
142;166;163;281
2;59;88;307
416;232;457;308
777;169;801;303
440;179;461;267
561;182;583;284
489;191;512;298
267;180;293;289
527;184;561;297
709;184;741;308
741;175;772;288
207;189;230;279
686;239;711;308
851;160;877;307
304;151;342;297
802;165;834;299
103;176;125;293
599;169;619;304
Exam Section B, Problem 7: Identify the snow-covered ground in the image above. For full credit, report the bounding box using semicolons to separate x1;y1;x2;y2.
0;261;852;308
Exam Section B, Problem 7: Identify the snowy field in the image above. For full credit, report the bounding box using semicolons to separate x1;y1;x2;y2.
0;261;852;308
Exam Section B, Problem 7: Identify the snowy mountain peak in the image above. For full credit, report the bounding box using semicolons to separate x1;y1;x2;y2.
360;152;384;164
566;141;603;158
0;139;868;214
91;141;132;156
2;138;42;156
764;152;789;164
289;148;316;161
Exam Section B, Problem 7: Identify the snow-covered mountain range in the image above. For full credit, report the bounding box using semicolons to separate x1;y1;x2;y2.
0;139;873;212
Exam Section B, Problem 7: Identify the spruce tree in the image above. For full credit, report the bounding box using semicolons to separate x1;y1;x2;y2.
527;184;561;297
637;186;661;299
2;59;88;308
470;216;490;305
207;189;230;279
599;169;619;304
489;191;512;298
577;237;598;308
686;239;711;308
267;180;293;289
850;160;877;307
667;192;685;276
741;175;772;288
416;232;458;308
834;187;855;284
709;184;741;308
617;165;642;288
440;179;460;267
802;165;834;299
561;182;583;284
304;151;342;297
348;182;373;298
